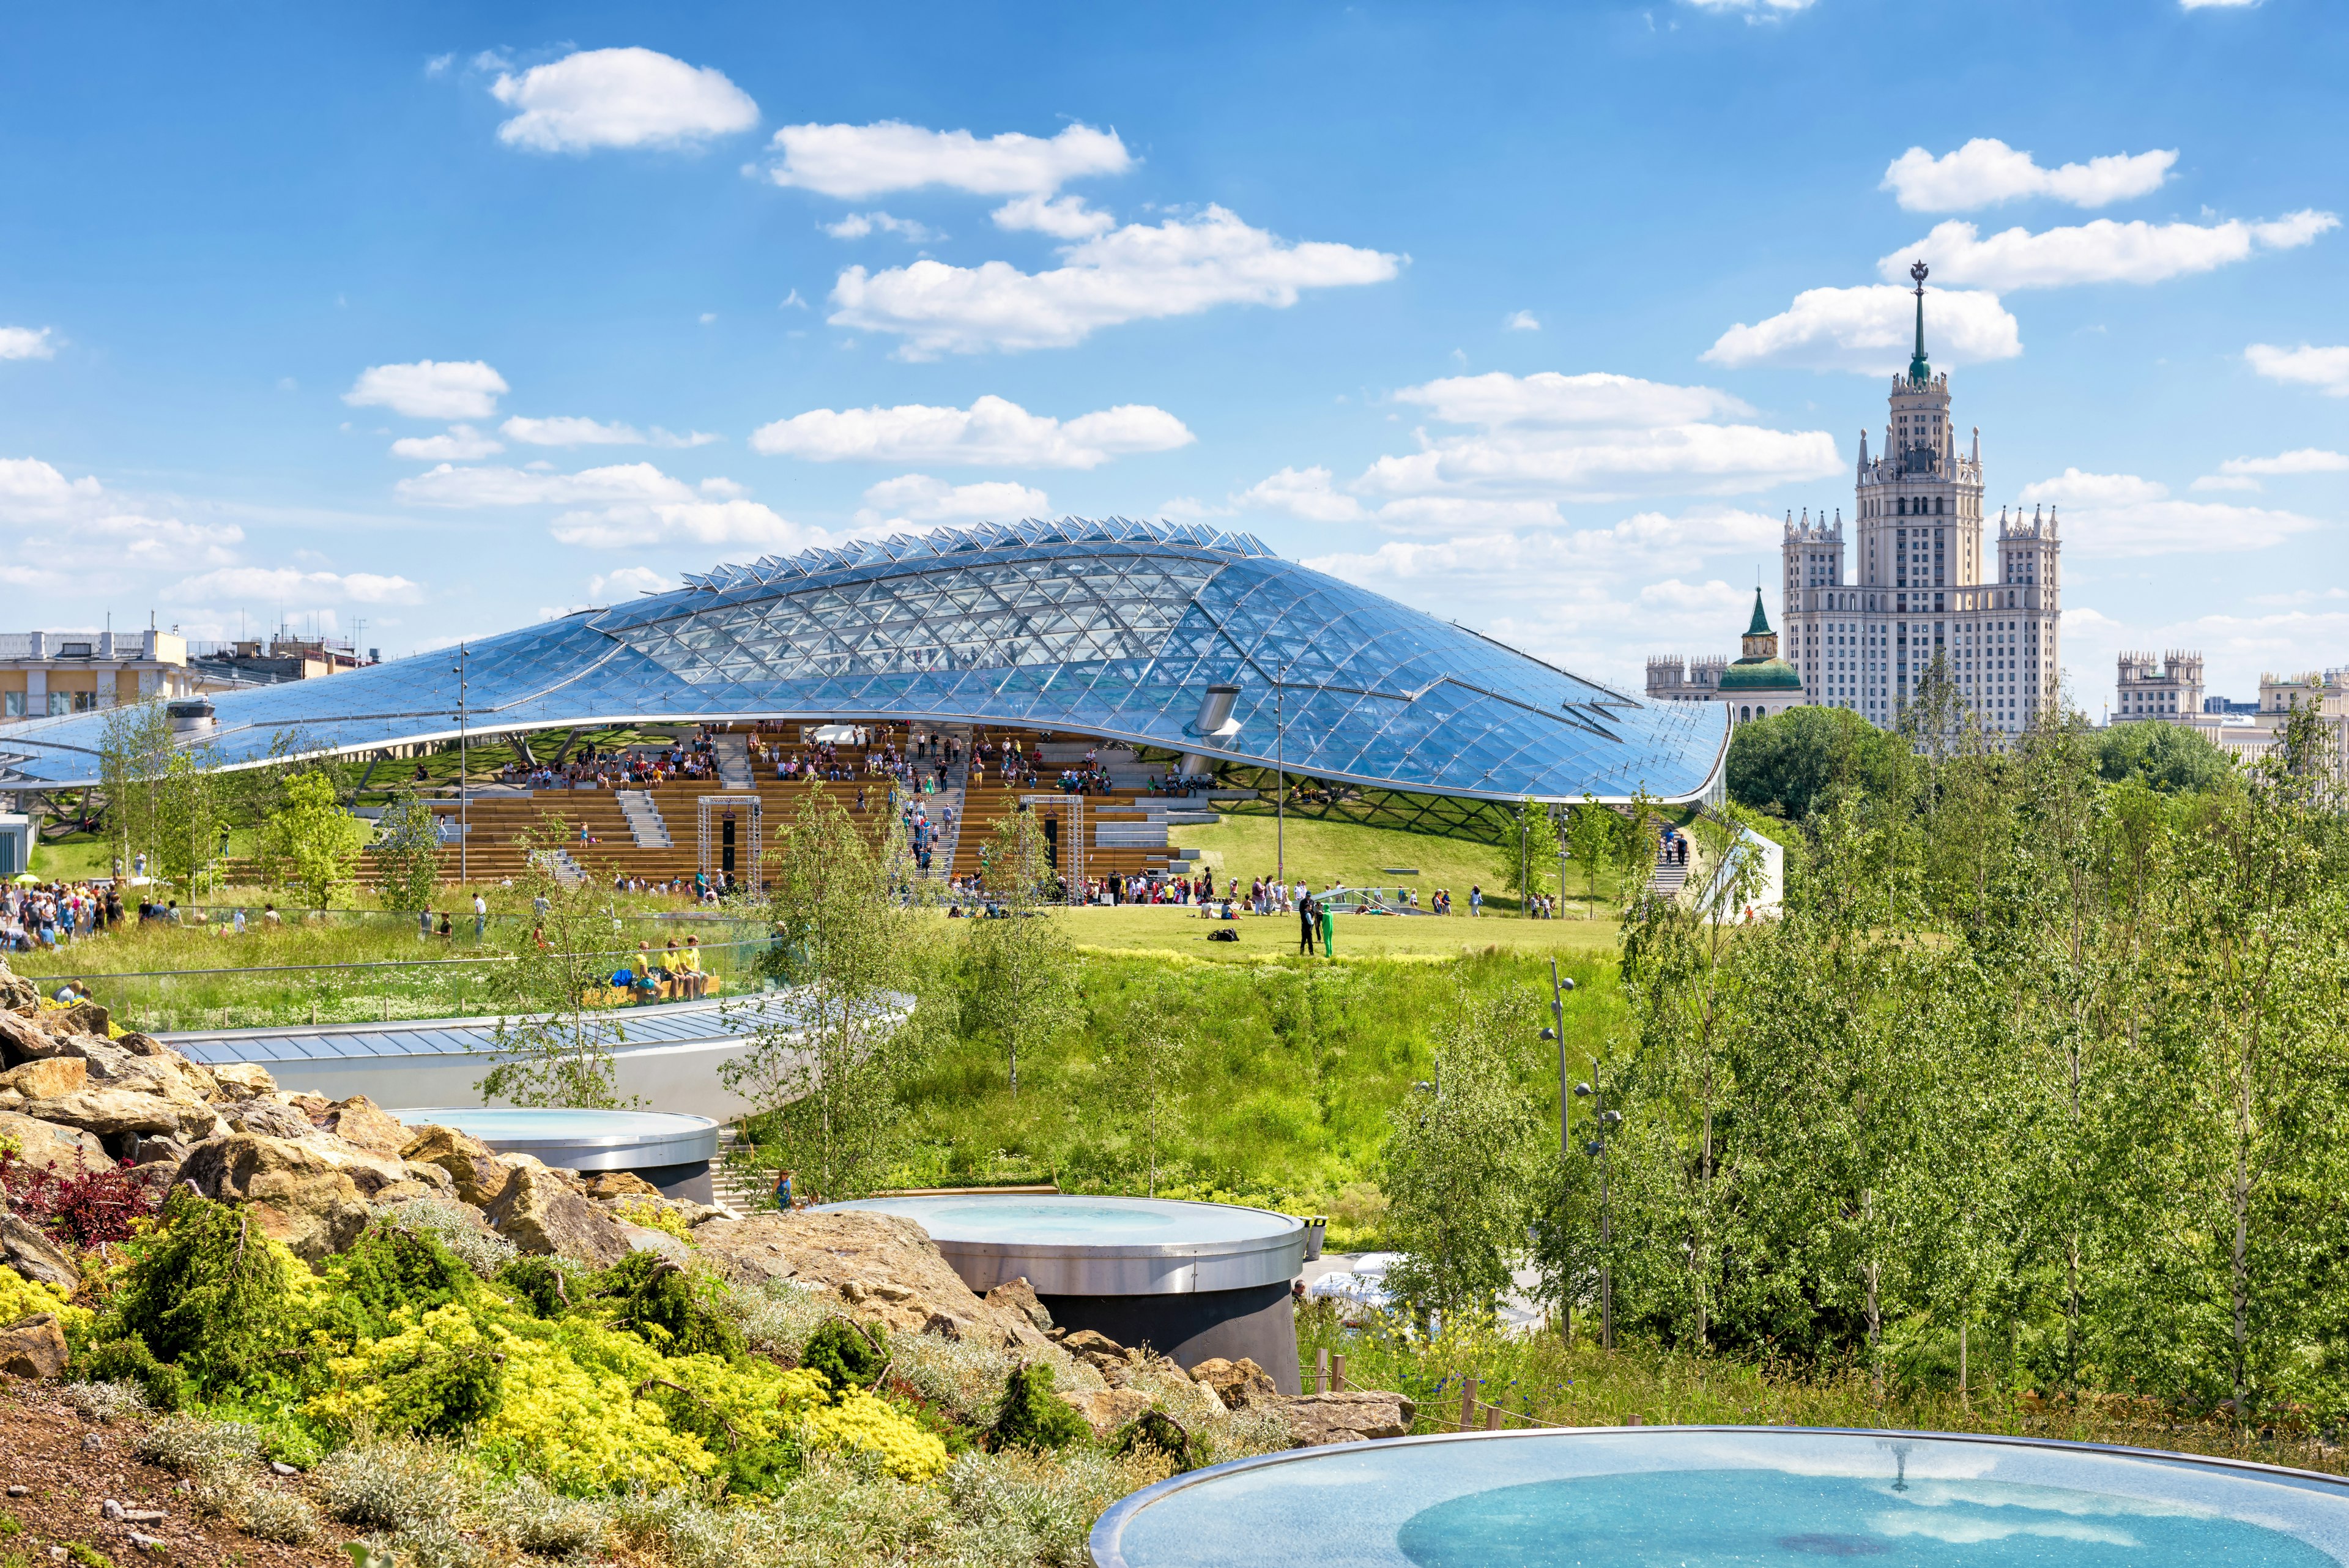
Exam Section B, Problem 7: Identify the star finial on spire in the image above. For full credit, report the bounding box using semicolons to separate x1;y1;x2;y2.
1907;260;1931;384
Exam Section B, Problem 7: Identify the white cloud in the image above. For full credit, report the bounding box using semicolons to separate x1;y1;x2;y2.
1880;138;2177;212
992;194;1115;239
497;416;720;448
490;47;757;153
390;424;503;461
2246;342;2349;396
587;566;675;600
0;327;56;360
749;394;1193;469
1234;466;1365;524
2180;0;2260;8
1680;0;1815;12
1505;310;1540;332
1880;210;2336;291
764;120;1129;199
395;461;696;508
345;360;508;420
2219;447;2349;475
0;457;242;573
855;474;1048;527
2189;474;2263;492
1354;369;1841;507
823;210;939;242
166;567;423;604
2017;469;2318;555
549;499;814;550
1704;284;2023;373
828;204;1400;357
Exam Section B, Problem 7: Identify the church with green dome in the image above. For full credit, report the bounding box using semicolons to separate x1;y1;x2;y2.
1647;590;1805;728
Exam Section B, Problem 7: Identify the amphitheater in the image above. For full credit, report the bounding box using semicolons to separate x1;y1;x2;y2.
0;517;1730;888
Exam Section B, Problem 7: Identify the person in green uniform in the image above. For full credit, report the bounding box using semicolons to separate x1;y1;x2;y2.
1318;899;1335;957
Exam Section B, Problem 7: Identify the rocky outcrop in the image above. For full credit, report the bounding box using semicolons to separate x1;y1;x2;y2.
582;1170;660;1200
1062;1386;1156;1438
0;1057;86;1101
694;1211;1079;1371
1187;1356;1280;1410
1;1212;77;1290
400;1124;517;1208
0;966;38;1014
985;1276;1054;1332
1274;1389;1418;1446
221;1100;321;1141
0;1110;108;1176
22;1083;221;1143
324;1096;409;1159
0;1012;78;1065
0;1312;69;1379
207;1062;277;1101
176;1131;425;1261
486;1162;632;1266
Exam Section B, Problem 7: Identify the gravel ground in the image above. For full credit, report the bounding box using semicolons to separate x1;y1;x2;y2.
0;1392;346;1568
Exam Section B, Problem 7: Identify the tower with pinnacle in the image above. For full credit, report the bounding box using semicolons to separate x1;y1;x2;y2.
1658;262;2064;737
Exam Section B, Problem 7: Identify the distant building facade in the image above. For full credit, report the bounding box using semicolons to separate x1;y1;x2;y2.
0;630;204;720
2115;651;2203;723
1647;591;1803;727
1649;263;2062;735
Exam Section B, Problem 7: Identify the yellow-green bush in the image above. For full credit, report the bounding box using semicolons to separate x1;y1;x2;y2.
0;1271;88;1338
800;1388;950;1482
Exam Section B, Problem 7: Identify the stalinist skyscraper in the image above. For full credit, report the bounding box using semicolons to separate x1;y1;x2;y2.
1776;262;2061;733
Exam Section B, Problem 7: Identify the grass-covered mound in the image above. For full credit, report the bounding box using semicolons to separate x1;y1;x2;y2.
56;1191;1286;1567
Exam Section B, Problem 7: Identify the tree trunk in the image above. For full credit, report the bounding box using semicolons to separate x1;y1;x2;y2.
1959;1321;1969;1411
2232;1116;2250;1424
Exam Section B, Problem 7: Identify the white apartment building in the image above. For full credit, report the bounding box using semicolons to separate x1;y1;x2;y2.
2115;652;2203;722
0;630;207;719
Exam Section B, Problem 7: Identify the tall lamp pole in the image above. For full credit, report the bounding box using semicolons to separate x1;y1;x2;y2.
1573;1067;1621;1350
1274;658;1294;885
451;642;470;886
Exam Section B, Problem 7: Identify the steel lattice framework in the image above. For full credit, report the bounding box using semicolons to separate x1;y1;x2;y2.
0;517;1728;805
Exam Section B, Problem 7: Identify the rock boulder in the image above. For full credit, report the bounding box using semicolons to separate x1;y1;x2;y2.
0;1212;77;1290
324;1096;409;1159
1274;1389;1418;1446
207;1062;278;1101
984;1276;1055;1332
0;1110;108;1176
1188;1356;1281;1410
1061;1386;1156;1438
176;1131;420;1261
486;1163;633;1266
0;1312;69;1380
23;1083;221;1143
400;1124;517;1209
0;1057;86;1101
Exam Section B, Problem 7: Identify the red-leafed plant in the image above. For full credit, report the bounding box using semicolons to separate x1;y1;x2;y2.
0;1145;158;1249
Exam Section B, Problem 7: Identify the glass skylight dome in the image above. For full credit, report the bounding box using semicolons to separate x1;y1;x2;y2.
0;518;1727;802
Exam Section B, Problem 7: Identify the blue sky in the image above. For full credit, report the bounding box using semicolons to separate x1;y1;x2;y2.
1;0;2342;710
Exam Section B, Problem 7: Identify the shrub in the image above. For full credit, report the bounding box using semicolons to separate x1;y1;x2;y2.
321;1224;480;1343
78;1339;188;1413
798;1317;888;1395
371;1199;516;1280
136;1416;321;1545
472;1475;607;1559
0;1149;158;1249
314;1438;476;1534
724;1278;830;1357
593;1252;744;1359
101;1192;310;1397
800;1388;950;1482
495;1255;574;1319
61;1381;150;1425
985;1362;1088;1454
612;1198;696;1244
308;1304;504;1441
0;1271;89;1342
134;1414;262;1477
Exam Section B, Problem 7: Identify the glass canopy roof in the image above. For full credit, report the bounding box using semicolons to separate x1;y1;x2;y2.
0;517;1727;803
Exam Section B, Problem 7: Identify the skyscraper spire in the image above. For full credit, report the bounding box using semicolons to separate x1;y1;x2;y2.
1907;259;1931;384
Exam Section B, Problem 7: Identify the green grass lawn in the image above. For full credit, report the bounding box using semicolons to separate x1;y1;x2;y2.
1050;902;1620;961
1169;809;1653;920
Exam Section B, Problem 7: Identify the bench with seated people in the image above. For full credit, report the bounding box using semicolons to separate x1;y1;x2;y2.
580;937;721;1006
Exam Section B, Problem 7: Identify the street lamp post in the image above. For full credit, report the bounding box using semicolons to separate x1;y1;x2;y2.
1538;959;1579;1343
1574;1071;1622;1350
451;642;470;886
1274;658;1295;886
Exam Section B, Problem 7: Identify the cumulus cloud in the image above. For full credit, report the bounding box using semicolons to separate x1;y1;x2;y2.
1704;284;2023;373
828;205;1401;357
823;211;938;242
0;327;56;360
391;424;503;461
498;416;721;448
2219;447;2349;475
992;193;1116;239
395;461;697;508
764;121;1130;199
855;474;1048;528
1880;210;2337;291
345;360;508;421
491;47;758;153
587;566;674;600
1233;467;1369;524
0;456;242;573
1880;138;2177;212
1353;370;1841;507
548;499;812;550
2017;469;2318;555
166;567;422;604
2247;342;2349;396
1505;310;1540;332
749;394;1193;469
